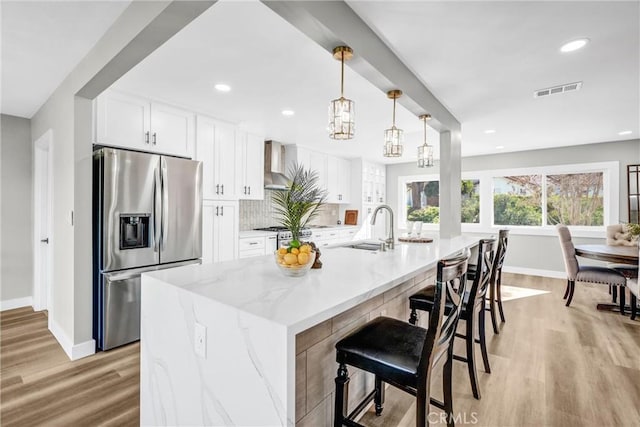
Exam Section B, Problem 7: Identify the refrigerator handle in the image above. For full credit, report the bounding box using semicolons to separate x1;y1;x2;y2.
153;167;161;252
161;158;169;251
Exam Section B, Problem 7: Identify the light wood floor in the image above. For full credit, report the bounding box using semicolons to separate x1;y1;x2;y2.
0;308;139;426
1;273;639;426
360;273;640;426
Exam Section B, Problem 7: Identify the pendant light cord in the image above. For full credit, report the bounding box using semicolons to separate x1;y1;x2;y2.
392;96;397;128
340;52;345;98
423;116;427;145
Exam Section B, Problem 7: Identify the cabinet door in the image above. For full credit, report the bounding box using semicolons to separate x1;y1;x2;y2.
337;158;351;203
237;133;264;200
214;202;238;262
95;90;150;150
196;116;217;200
202;202;215;264
151;103;194;158
326;156;339;203
244;133;264;200
214;122;237;199
309;151;328;194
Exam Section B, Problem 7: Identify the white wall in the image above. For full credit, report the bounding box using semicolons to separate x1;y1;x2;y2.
386;139;640;276
0;114;33;307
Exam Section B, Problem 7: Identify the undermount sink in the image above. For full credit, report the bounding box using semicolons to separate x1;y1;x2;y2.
344;242;382;251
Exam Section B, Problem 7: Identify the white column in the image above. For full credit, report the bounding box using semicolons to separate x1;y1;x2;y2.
439;129;462;238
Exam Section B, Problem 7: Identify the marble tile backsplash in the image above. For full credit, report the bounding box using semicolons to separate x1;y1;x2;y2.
239;190;339;230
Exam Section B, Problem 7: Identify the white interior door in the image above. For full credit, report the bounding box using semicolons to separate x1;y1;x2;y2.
33;131;53;312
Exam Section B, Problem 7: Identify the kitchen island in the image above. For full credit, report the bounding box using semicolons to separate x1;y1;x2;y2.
140;235;479;426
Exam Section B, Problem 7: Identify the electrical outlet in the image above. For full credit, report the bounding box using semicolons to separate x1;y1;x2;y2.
194;322;206;358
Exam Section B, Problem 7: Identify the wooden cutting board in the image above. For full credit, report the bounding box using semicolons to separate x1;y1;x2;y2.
398;236;433;243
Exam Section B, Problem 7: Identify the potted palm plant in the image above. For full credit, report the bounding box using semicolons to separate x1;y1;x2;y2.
272;163;327;276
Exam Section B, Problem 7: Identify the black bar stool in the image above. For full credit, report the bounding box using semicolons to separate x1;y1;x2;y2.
467;230;509;334
409;238;496;400
333;249;470;427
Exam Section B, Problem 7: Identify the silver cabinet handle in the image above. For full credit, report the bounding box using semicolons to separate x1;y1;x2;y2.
40;238;49;244
243;186;247;195
216;184;220;195
152;132;157;145
221;184;224;195
145;131;150;144
220;206;224;216
249;242;258;245
248;186;251;195
215;206;219;216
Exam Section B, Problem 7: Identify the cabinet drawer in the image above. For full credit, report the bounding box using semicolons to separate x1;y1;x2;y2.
239;248;266;259
239;237;265;251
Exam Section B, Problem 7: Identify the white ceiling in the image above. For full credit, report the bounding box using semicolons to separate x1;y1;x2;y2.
1;0;130;118
2;1;638;164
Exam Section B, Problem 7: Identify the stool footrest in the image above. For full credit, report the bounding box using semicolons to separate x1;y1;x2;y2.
453;354;468;363
344;389;376;426
430;397;445;410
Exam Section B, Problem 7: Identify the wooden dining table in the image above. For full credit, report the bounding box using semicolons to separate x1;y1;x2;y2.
574;244;639;265
574;244;638;312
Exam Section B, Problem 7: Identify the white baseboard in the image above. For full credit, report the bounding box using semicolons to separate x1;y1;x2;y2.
0;296;33;311
49;318;96;361
503;266;566;279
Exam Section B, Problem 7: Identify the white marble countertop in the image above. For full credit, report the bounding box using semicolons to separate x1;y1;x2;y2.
145;235;479;335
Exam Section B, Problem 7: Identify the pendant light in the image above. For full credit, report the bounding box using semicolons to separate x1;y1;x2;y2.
328;46;355;140
417;114;434;167
383;90;403;157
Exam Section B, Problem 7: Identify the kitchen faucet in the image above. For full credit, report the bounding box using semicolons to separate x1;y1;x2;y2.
371;204;395;250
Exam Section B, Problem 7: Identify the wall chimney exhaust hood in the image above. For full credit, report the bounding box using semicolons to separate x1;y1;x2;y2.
264;141;289;190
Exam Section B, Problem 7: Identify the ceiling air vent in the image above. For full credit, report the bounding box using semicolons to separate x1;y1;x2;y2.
534;81;583;98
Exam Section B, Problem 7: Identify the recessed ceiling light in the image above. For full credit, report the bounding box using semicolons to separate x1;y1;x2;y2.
214;83;231;92
496;145;505;149
484;129;496;134
618;130;632;136
560;38;589;53
281;109;295;116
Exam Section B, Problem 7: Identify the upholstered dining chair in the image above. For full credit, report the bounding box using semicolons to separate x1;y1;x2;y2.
333;249;470;427
408;238;496;400
555;224;627;309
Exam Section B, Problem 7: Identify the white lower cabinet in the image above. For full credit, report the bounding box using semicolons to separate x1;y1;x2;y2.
238;234;278;259
202;200;238;264
310;227;357;247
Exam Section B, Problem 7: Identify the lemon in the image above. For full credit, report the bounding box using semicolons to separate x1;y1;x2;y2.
291;247;300;255
278;247;288;255
300;244;311;254
284;253;298;265
297;252;310;265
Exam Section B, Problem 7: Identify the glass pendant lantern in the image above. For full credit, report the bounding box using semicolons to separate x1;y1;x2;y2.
328;46;355;140
383;90;403;157
417;114;434;167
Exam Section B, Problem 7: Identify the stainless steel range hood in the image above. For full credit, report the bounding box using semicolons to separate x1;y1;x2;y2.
264;141;289;190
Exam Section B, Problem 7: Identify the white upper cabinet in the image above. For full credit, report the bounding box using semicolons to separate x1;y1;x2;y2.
309;151;328;192
94;90;194;158
196;115;237;200
327;156;351;203
150;103;195;157
236;132;264;200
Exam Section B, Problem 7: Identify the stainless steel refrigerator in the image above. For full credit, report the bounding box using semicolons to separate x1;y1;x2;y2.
93;148;202;350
